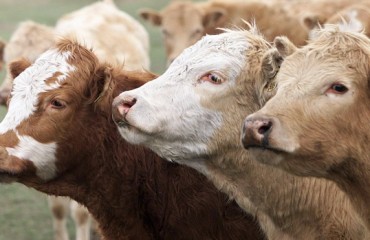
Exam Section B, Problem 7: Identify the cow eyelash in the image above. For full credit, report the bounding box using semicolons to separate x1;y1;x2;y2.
50;99;65;109
326;83;348;95
200;73;225;84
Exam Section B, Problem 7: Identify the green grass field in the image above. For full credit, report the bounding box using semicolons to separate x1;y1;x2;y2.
0;0;174;239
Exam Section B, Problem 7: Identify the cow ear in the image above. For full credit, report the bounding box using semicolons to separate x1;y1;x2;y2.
9;58;32;79
139;9;162;26
0;39;6;71
274;36;297;58
91;66;115;112
302;13;327;31
203;8;226;29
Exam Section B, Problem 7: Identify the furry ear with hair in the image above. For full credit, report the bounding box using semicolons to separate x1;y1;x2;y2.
259;36;297;105
139;9;162;26
203;8;226;29
9;58;32;80
89;65;115;112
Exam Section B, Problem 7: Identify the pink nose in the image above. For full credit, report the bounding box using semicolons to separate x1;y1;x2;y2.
242;116;274;149
112;95;137;124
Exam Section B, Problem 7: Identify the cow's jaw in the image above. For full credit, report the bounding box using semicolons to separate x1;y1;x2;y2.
0;49;75;182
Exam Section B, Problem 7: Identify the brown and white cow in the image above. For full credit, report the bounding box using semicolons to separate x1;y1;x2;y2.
242;26;370;227
140;0;309;65
113;28;368;239
0;39;265;240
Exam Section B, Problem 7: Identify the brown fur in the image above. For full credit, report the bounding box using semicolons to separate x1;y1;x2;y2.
1;40;265;240
244;26;370;228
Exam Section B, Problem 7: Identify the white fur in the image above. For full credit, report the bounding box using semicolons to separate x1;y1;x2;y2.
116;31;249;166
0;49;74;134
7;133;57;180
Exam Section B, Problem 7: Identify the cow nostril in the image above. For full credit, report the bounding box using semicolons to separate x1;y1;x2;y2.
257;121;272;135
123;97;137;109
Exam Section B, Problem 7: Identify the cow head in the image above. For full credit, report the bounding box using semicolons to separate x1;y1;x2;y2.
242;25;370;178
112;28;280;173
0;39;151;191
140;1;225;66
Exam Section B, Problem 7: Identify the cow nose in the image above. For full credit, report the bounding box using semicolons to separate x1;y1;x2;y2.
112;95;137;124
241;116;274;149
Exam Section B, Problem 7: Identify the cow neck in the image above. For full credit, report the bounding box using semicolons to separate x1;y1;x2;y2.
204;147;354;238
327;158;370;227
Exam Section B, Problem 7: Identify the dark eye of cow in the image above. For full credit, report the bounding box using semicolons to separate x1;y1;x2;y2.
200;73;224;84
327;83;348;94
50;99;65;109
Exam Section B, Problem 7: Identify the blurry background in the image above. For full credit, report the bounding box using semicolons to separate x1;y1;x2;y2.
0;0;181;239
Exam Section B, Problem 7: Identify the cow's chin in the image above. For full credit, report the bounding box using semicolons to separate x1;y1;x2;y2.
248;146;287;166
116;124;152;145
0;172;18;184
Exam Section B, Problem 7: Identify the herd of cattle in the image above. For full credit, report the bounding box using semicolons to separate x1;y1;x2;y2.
0;0;370;239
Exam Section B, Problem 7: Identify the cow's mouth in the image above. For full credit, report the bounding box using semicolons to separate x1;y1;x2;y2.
0;170;17;183
246;145;286;154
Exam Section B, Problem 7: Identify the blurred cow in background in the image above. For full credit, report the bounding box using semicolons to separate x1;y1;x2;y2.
140;0;309;65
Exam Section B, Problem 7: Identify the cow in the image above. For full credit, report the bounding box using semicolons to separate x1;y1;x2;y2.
242;25;370;228
112;27;368;239
140;0;309;65
303;3;370;39
0;1;151;239
0;21;91;240
0;39;265;240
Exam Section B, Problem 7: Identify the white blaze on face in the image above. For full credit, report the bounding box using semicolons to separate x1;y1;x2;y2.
0;48;75;180
7;133;57;180
118;31;249;167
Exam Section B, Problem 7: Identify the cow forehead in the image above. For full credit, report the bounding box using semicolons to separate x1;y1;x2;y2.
0;49;75;134
168;32;249;76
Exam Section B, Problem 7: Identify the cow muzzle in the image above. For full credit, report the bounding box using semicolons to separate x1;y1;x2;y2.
242;115;275;149
112;94;137;127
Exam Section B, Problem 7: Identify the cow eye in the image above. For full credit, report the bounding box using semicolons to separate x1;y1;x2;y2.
200;73;224;84
50;99;65;109
327;83;348;94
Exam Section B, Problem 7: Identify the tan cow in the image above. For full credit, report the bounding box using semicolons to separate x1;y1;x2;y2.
113;27;368;239
242;25;370;228
303;3;370;39
140;0;309;65
0;21;55;105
